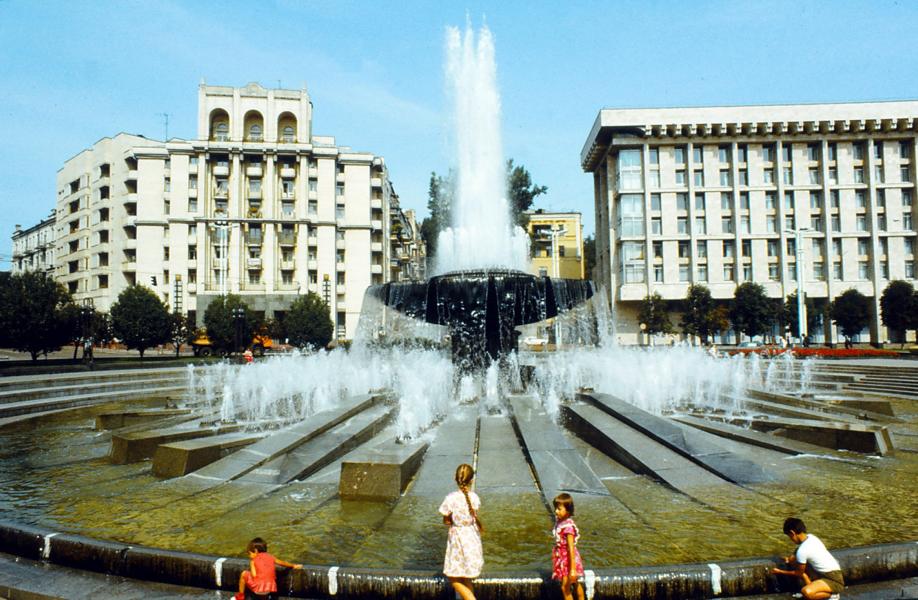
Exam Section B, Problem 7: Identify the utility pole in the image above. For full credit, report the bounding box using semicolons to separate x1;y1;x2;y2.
158;112;170;140
785;227;813;343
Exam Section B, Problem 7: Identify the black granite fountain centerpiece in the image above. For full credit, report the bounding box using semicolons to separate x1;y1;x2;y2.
366;269;593;371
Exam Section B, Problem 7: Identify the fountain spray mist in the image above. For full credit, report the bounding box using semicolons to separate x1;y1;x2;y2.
435;23;530;274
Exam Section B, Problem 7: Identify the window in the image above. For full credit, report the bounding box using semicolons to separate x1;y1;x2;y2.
737;145;747;163
856;190;867;209
653;241;663;259
619;194;644;236
309;180;317;192
877;189;886;209
651;194;661;211
900;140;911;159
810;192;823;211
282;125;296;142
742;240;752;257
739;192;750;210
853;166;865;183
654;265;663;282
623;264;645;283
828;143;837;162
874;141;884;160
785;216;795;231
697;264;707;281
164;177;171;192
857;215;867;231
769;263;780;281
188;245;197;260
694;170;704;186
651;218;662;235
677;217;688;234
248;270;262;284
874;165;884;183
907;239;915;256
723;265;734;281
721;192;732;211
787;239;796;255
811;239;824;259
649;170;660;188
833;261;843;280
696;241;707;258
830;190;840;209
762;144;775;163
764;167;775;184
767;215;778;232
741;216;750;233
906;261;915;278
617;150;643;191
675;170;686;185
828;168;838;184
832;239;842;258
807;143;819;162
904;213;913;230
308;199;317;215
765;192;777;210
742;264;752;281
718;145;730;164
695;193;705;210
859;261;870;279
783;166;793;185
649;148;659;165
679;265;690;282
336;205;345;219
719;169;731;186
675;146;687;165
808;167;819;184
853;142;865;160
768;240;779;257
336;182;345;197
831;215;840;232
693;146;704;165
214;122;229;141
248;124;263;142
858;239;869;256
622;242;645;262
902;167;911;183
721;216;733;233
678;241;690;258
784;192;795;211
694;217;706;234
676;193;688;211
814;262;826;281
782;144;792;163
724;241;735;259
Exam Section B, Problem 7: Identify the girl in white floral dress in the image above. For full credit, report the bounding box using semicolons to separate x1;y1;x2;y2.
438;463;483;600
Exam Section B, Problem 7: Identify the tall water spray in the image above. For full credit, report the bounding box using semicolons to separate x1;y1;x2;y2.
435;24;530;274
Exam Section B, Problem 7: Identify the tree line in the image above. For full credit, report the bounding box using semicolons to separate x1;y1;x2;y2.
0;272;333;361
638;280;918;345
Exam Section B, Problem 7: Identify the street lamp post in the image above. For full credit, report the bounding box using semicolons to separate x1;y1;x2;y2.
548;225;568;349
232;307;245;355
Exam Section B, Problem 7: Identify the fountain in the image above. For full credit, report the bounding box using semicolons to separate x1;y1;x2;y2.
0;21;915;600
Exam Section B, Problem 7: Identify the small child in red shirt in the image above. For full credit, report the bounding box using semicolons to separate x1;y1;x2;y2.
234;537;302;600
552;493;585;600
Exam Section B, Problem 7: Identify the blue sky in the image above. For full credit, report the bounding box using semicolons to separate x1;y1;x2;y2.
2;0;918;268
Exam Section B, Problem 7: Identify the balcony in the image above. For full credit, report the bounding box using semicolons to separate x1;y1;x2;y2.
123;239;137;250
371;242;383;252
214;258;227;269
336;239;346;250
307;259;318;270
280;166;296;179
336;284;346;294
187;282;197;294
122;259;136;271
281;191;296;201
278;233;296;246
214;188;229;199
248;189;262;200
188;188;198;198
280;208;296;219
187;259;197;269
336;261;346;271
308;167;318;178
125;170;137;181
371;264;383;274
371;177;382;188
246;165;263;177
213;165;229;177
370;198;383;209
371;220;383;230
307;235;318;246
336;172;346;182
125;193;137;204
280;259;295;270
308;283;318;293
245;236;263;246
247;257;262;268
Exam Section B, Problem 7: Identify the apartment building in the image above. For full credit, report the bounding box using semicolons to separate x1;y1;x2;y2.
11;210;57;275
582;101;918;345
526;210;585;279
51;82;413;339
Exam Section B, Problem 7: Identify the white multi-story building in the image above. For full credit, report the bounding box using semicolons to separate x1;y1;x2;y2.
582;101;918;345
50;82;411;339
11;210;57;275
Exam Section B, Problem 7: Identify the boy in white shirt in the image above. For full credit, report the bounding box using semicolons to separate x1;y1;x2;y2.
771;517;844;599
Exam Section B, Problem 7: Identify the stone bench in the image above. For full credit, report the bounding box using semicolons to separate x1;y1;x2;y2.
339;439;429;500
743;416;893;455
109;423;242;464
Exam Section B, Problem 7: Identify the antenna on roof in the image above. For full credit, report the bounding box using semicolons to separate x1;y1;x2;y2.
158;112;170;141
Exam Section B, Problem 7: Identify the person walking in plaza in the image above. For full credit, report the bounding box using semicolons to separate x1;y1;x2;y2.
552;493;585;600
234;537;302;600
771;517;844;600
438;463;483;600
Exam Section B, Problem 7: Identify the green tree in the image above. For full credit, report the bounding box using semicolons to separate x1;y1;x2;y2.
830;288;871;343
506;159;547;228
730;282;773;340
203;294;255;354
285;292;334;349
169;312;189;357
680;284;716;343
582;235;596;280
880;280;915;344
0;271;73;360
110;285;171;358
420;170;455;261
638;292;673;336
784;292;821;339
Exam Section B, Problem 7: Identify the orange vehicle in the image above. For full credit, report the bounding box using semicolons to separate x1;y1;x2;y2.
191;332;273;357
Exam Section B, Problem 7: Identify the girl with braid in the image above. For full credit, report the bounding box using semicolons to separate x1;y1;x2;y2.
438;463;483;600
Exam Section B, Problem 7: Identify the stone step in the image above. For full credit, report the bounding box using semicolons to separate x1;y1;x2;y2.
339;438;429;500
562;402;736;497
0;367;188;392
240;403;394;485
740;415;893;455
0;385;188;419
96;408;192;430
672;415;830;455
177;393;385;490
581;392;774;485
0;375;186;405
507;393;608;504
109;422;243;464
746;389;896;422
475;413;539;494
401;404;477;498
814;396;897;417
152;431;266;478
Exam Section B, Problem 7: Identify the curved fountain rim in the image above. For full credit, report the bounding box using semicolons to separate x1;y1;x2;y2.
1;520;915;598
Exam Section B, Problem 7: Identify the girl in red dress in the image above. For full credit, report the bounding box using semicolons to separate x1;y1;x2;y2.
552;493;584;600
234;537;302;600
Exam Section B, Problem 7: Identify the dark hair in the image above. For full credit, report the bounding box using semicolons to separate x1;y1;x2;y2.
783;517;806;535
247;537;268;553
455;463;483;532
553;493;575;516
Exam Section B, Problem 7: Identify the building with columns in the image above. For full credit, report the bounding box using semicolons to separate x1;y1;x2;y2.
582;101;918;345
50;82;415;340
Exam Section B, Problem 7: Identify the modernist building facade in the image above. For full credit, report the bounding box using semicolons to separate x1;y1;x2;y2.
50;82;418;339
582;101;918;345
11;210;57;275
526;210;585;279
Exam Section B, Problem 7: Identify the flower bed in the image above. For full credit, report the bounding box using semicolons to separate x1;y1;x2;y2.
728;347;900;358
